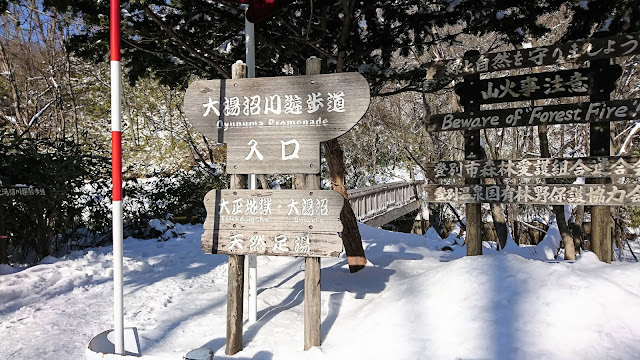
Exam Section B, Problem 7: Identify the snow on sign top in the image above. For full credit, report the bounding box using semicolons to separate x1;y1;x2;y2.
183;72;371;144
423;32;640;79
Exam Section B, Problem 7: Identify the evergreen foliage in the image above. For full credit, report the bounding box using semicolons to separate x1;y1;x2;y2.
0;130;110;262
46;0;611;93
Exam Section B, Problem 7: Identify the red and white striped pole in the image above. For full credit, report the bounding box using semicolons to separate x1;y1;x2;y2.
110;0;125;355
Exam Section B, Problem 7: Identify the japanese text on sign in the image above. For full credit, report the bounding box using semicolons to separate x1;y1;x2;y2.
425;33;640;79
430;157;640;179
426;184;640;206
202;91;345;131
217;195;330;224
226;232;314;255
0;187;46;196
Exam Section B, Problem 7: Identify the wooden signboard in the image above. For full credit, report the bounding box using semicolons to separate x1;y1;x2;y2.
423;98;640;132
0;187;46;196
201;189;344;257
425;184;640;206
183;73;370;174
425;156;640;179
455;65;622;106
424;32;640;79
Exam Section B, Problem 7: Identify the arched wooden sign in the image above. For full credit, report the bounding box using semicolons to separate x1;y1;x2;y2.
183;72;370;174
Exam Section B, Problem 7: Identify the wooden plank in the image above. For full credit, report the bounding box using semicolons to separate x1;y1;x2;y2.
183;72;370;143
226;172;246;355
226;253;244;355
462;65;483;257
424;99;640;132
202;189;344;233
455;65;622;106
425;156;640;179
424;32;640;79
304;256;321;351
225;64;247;355
226;137;321;174
304;57;322;351
209;230;342;257
347;181;423;199
424;184;640;205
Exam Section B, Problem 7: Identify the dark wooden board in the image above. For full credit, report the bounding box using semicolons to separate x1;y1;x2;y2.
201;189;344;257
424;184;640;205
425;156;640;179
423;99;640;132
424;32;640;79
455;66;622;106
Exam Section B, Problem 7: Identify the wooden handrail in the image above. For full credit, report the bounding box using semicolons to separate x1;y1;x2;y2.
347;181;424;223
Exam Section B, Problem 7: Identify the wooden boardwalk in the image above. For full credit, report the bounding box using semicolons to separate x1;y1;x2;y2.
347;181;424;228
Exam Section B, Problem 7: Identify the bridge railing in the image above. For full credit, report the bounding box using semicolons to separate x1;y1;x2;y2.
347;181;424;224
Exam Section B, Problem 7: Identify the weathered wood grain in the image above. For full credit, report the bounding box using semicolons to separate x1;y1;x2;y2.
202;189;344;233
424;156;640;179
201;189;344;257
424;32;640;79
425;184;640;205
304;256;321;350
423;99;640;132
226;170;246;355
183;72;370;143
226;253;244;355
462;66;483;257
226;137;321;174
210;230;342;257
303;56;323;351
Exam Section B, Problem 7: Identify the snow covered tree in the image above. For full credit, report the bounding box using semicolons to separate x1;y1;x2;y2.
45;0;640;267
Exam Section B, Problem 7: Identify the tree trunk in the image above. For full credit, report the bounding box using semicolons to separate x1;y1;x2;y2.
507;203;517;245
570;205;584;253
538;124;576;260
480;130;508;249
324;138;366;272
325;3;367;272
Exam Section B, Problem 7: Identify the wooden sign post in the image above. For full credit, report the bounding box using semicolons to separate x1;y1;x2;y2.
184;58;370;353
184;70;370;174
421;31;636;262
462;50;483;256
589;35;614;263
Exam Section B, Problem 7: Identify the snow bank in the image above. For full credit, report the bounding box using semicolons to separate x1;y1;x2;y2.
1;223;639;359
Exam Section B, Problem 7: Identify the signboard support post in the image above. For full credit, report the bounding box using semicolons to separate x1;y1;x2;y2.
0;203;7;264
422;32;639;262
589;44;613;263
226;62;248;356
462;51;483;256
188;55;369;350
303;56;322;351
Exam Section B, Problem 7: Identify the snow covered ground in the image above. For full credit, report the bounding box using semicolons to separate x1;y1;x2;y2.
1;223;640;359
